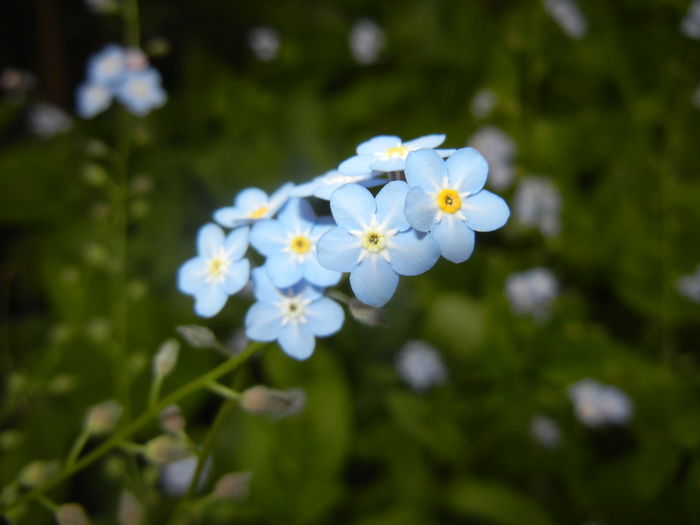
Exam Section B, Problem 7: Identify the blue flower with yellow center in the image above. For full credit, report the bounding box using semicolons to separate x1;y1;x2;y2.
317;181;440;307
214;183;293;229
177;224;250;317
403;147;510;263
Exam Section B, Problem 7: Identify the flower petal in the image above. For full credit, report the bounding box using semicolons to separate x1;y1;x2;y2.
194;284;228;318
404;133;446;150
177;257;206;294
317;227;361;272
266;254;303;288
303;255;342;287
375;180;410;231
250;220;286;257
245;301;283;342
277;197;316;231
197;223;225;258
463;190;510;232
225;226;250;261
404;186;438;232
223;258;250;295
435;148;457;158
213;206;247;228
389;230;440;276
235;187;268;211
278;323;315;360
404;149;446;192
305;297;344;337
329;183;375;230
338;155;374;175
251;266;282;303
356;135;401;155
370;157;406;172
432;216;475;263
446;147;488;195
267;182;294;215
349;256;399;307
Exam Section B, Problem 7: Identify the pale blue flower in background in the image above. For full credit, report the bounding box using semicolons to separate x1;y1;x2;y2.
529;414;562;448
677;264;700;303
177;224;250;317
338;134;455;175
251;198;341;288
26;103;72;138
317;181;440;307
505;267;558;319
514;176;561;237
543;0;587;39
87;44;127;86
115;68;167;116
161;456;212;497
349;19;385;65
291;170;384;201
682;0;700;39
244;268;344;360
468;126;517;190
568;378;633;428
76;83;113;118
396;340;447;392
403;148;510;263
248;26;280;61
214;183;293;229
470;88;497;119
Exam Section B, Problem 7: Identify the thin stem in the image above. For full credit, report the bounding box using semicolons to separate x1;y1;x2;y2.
205;381;241;401
34;493;58;513
123;0;140;48
3;342;265;513
65;430;91;468
149;374;164;408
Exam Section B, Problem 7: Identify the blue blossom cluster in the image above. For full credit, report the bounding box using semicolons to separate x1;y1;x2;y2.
76;44;166;118
568;378;633;428
178;134;510;360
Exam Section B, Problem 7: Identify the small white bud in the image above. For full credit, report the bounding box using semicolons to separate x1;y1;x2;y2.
144;434;190;465
84;399;123;435
159;405;186;434
213;471;252;501
56;503;92;525
117;491;144;525
153;339;180;378
349;298;387;327
18;460;60;487
177;325;216;349
81;163;108;186
240;386;305;419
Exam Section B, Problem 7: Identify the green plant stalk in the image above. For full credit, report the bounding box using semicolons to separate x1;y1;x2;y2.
65;429;91;468
3;342;265;513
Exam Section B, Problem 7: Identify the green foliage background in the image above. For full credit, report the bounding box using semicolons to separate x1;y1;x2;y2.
1;0;700;523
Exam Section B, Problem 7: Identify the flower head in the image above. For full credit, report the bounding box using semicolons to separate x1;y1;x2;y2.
396;340;447;392
245;268;344;360
177;224;250;317
568;378;633;428
514;176;561;237
26;103;72;138
87;44;127;86
468;126;516;190
214;183;293;229
76;83;113;118
349;19;385;65
115;68;167;116
677;264;700;303
248;26;280;61
403;147;510;263
339;134;455;175
291;170;384;201
505;267;558;319
543;0;587;39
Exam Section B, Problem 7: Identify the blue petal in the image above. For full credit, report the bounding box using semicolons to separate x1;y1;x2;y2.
389;229;440;276
338;155;374;175
278;323;315;360
370;157;406;172
404;186;438;232
225;227;250;261
251;266;282;303
213;206;247;228
268;182;294;215
266;254;303;288
197;224;225;257
245;301;283;342
403;134;446;150
177;257;206;294
375;180;410;231
277;197;316;231
251;220;286;257
356;135;401;155
432;216;475;263
290;180;316;198
463;190;510;232
404;149;446;192
235;188;268;210
295;280;324;302
446;147;488;195
435;148;457;158
349;256;399;307
317;227;361;272
303;255;342;287
329;183;375;230
223;259;250;295
305;297;344;336
194;284;228;318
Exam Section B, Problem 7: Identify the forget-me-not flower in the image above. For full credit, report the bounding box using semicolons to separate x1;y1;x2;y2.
338;134;455;175
568;378;633;428
115;68;167;116
505;267;558;319
468;126;517;190
251;198;341;288
244;268;344;360
403;147;510;263
514;176;561;237
396;340;447;392
177;224;250;317
87;44;127;86
349;19;385;65
677;264;700;303
214;183;293;229
291;170;384;201
317;181;440;307
76;83;113;118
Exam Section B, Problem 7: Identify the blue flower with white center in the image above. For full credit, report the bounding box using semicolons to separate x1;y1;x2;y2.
87;44;127;86
245;268;344;360
403;147;510;263
317;181;440;307
214;183;294;229
115;68;167;116
177;224;251;318
291;170;385;201
76;82;113;118
251;198;341;288
338;134;455;175
568;379;633;428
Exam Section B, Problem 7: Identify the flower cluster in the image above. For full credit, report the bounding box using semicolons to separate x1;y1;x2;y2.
76;44;166;118
178;134;510;359
568;378;633;428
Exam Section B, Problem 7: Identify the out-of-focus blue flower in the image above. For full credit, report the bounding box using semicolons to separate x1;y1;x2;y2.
76;83;113;118
349;19;385;65
317;181;440;307
244;268;344;360
682;0;700;39
26;103;72;138
248;26;280;61
505;267;558;319
396;340;447;392
514;176;561;237
161;456;211;497
403;148;510;263
468;126;517;190
470;89;497;119
177;224;250;318
543;0;587;39
214;183;293;229
529;414;562;448
339;134;455;175
251;198;341;288
568;378;633;428
115;68;167;116
291;170;384;201
677;264;700;302
87;44;127;86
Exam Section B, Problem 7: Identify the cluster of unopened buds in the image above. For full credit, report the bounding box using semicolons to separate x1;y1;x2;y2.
178;134;510;360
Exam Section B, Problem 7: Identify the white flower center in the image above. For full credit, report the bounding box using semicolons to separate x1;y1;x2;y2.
277;295;311;325
349;214;397;264
202;247;232;284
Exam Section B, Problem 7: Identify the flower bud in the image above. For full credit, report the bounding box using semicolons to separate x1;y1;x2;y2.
176;325;216;349
348;298;387;327
153;339;179;378
84;400;123;435
0;430;23;450
240;386;305;419
159;405;186;434
117;491;144;525
18;460;60;487
56;503;91;525
144;435;190;465
213;471;252;502
81;163;108;187
47;374;77;395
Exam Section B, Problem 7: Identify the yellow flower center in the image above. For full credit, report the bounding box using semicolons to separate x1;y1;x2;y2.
250;206;269;219
384;145;408;158
363;230;387;253
289;235;311;254
437;189;461;213
207;257;227;277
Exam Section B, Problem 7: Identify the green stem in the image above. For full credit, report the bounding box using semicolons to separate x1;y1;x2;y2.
65;430;91;468
205;381;241;401
3;342;265;513
34;493;58;513
123;0;140;48
149;374;164;408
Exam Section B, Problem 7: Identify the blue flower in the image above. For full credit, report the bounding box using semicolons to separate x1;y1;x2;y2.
403;147;510;263
568;378;633;428
245;268;344;360
87;44;127;86
76;83;113;118
115;68;167;116
317;181;440;307
338;134;455;175
177;224;250;317
214;183;293;229
291;170;385;201
251;198;341;288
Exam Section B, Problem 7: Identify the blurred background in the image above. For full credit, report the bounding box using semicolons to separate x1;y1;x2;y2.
2;0;700;523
